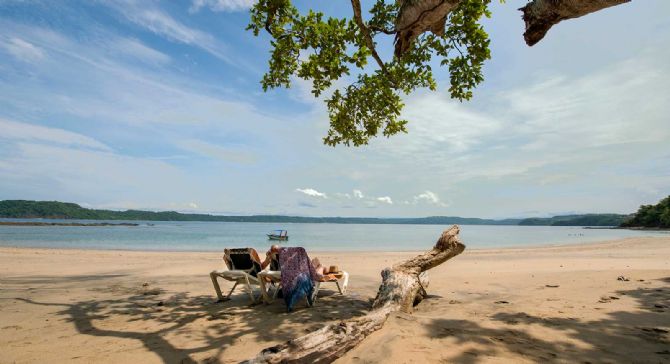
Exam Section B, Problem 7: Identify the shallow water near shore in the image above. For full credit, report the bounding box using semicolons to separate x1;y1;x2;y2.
0;219;667;251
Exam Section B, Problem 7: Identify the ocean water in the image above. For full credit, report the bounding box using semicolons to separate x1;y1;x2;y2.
0;219;667;252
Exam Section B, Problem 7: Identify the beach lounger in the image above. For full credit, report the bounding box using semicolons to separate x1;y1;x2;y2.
210;248;263;303
314;270;349;296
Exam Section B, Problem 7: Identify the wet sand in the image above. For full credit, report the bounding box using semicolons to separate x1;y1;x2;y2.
0;236;668;363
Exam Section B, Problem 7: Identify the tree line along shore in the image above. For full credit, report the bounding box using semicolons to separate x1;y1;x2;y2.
1;197;668;228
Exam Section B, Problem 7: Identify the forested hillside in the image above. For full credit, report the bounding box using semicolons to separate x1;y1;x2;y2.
620;196;670;228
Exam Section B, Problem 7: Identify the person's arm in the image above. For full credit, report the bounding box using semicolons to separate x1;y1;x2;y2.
261;251;274;270
261;256;270;270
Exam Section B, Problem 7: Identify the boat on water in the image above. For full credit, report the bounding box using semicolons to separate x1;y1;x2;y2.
267;229;288;241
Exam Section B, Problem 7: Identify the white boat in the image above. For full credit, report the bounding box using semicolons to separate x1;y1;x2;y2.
267;229;288;241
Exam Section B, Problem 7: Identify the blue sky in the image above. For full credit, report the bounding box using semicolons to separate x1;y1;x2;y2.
0;0;669;218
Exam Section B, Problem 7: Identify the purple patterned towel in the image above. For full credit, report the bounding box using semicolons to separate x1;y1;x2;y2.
278;247;318;312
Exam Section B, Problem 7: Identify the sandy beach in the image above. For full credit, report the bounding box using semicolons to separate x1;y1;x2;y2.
1;236;668;363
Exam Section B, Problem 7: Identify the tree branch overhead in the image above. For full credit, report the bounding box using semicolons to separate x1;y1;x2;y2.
520;0;631;46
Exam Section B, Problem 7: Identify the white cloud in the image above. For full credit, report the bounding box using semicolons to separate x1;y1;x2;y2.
176;139;256;164
0;142;198;207
0;118;111;151
110;38;170;65
367;44;670;184
295;188;327;199
376;196;393;204
188;202;199;209
353;189;364;199
0;23;275;130
189;0;255;13
2;37;44;62
102;0;235;65
413;190;447;207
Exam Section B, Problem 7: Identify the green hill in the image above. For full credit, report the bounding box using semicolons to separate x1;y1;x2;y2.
0;200;638;227
620;195;670;228
0;200;520;224
518;214;629;227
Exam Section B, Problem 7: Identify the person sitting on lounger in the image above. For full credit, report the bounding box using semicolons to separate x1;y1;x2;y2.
311;257;338;277
260;244;281;271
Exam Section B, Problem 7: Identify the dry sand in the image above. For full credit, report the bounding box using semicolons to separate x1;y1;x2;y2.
0;236;668;363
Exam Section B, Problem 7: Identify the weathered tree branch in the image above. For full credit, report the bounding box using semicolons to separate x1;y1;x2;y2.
391;0;632;56
520;0;631;46
394;0;460;58
350;0;389;75
243;225;465;364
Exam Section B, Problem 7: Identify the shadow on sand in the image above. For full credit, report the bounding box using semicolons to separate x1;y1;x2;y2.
15;275;369;364
427;277;670;363
13;275;669;363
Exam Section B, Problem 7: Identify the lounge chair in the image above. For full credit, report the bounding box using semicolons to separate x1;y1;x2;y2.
210;248;263;303
314;270;349;296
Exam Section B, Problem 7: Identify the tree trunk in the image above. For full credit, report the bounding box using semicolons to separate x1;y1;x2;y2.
243;225;465;364
520;0;631;46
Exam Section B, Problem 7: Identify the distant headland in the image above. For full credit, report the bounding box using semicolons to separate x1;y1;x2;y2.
0;200;639;227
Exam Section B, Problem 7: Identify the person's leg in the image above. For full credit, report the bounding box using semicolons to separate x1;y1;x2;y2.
257;272;271;303
312;257;328;275
243;274;256;303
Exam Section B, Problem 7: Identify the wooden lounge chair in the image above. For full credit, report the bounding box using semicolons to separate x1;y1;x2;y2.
210;248;263;303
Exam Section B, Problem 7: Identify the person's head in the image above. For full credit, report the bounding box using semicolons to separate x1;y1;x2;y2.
270;245;280;254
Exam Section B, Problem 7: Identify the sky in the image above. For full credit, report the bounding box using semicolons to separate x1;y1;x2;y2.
0;0;669;219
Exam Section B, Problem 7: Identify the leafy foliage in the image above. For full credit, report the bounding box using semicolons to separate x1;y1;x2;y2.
621;195;670;228
247;0;492;146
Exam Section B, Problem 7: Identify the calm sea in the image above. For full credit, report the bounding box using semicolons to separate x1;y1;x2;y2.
0;219;667;252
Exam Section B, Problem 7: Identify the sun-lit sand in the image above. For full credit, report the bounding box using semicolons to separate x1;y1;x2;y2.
1;236;669;363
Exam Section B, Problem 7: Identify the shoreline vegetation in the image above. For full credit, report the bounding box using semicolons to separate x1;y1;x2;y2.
0;221;139;227
1;200;630;226
620;195;670;229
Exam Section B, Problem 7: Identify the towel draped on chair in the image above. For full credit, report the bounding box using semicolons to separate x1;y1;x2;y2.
278;247;319;312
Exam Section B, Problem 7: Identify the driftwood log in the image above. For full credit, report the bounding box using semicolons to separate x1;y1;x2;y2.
243;225;465;364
